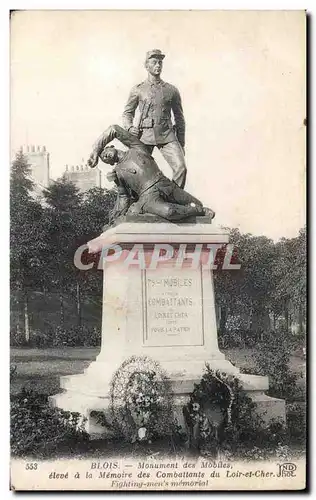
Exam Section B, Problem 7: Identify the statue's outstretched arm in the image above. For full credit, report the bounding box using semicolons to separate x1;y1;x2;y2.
91;124;147;158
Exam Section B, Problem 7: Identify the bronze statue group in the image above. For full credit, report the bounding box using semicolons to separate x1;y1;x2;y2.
88;49;214;224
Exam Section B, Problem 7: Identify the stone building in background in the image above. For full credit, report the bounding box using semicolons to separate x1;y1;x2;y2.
64;162;102;193
20;145;105;194
22;145;50;192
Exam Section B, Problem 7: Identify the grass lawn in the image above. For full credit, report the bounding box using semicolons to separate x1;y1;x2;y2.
10;347;306;461
10;346;306;399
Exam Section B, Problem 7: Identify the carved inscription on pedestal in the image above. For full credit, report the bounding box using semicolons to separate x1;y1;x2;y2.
142;268;204;347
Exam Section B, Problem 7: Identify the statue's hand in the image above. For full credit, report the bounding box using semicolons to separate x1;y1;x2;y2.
129;126;141;137
87;152;98;169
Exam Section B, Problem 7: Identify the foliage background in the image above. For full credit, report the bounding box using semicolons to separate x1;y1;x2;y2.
10;151;306;349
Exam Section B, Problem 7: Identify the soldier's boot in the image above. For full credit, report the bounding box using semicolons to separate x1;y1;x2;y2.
203;207;216;219
162;202;204;221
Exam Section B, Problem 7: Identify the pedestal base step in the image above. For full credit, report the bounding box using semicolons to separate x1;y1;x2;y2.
50;358;286;438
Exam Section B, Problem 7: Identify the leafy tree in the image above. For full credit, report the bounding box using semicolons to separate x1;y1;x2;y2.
215;229;276;344
214;227;306;345
271;226;306;335
10;151;305;349
74;187;116;326
295;226;307;333
42;181;116;330
10;150;48;342
43;177;83;328
81;186;117;241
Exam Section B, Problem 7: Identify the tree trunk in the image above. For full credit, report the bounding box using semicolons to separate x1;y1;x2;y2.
59;289;64;328
298;303;303;335
219;306;228;335
250;305;269;342
76;281;81;327
261;309;271;340
284;302;289;332
24;292;30;343
15;281;23;342
273;312;276;331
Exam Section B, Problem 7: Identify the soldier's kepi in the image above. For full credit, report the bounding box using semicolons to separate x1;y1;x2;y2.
88;125;215;224
122;49;187;188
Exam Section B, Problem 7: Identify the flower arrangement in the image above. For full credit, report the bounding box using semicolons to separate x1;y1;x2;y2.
110;356;173;443
183;364;292;460
125;370;164;442
183;365;263;455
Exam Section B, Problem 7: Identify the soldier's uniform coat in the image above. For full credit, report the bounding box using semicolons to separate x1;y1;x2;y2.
122;79;186;148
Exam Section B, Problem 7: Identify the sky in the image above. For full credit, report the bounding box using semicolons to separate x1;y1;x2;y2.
10;10;306;240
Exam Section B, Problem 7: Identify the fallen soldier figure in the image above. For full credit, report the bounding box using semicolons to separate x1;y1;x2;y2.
88;124;215;224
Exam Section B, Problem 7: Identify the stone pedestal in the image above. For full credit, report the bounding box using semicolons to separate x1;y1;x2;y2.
51;222;285;436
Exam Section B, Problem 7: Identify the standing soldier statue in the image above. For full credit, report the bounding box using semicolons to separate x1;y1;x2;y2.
122;49;187;189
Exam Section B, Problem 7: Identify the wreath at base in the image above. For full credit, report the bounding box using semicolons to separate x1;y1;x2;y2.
109;355;173;443
182;365;263;455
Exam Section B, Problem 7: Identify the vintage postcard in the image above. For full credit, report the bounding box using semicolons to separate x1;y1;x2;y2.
10;10;306;491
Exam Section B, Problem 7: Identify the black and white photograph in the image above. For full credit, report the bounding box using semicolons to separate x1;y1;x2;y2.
9;9;306;491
